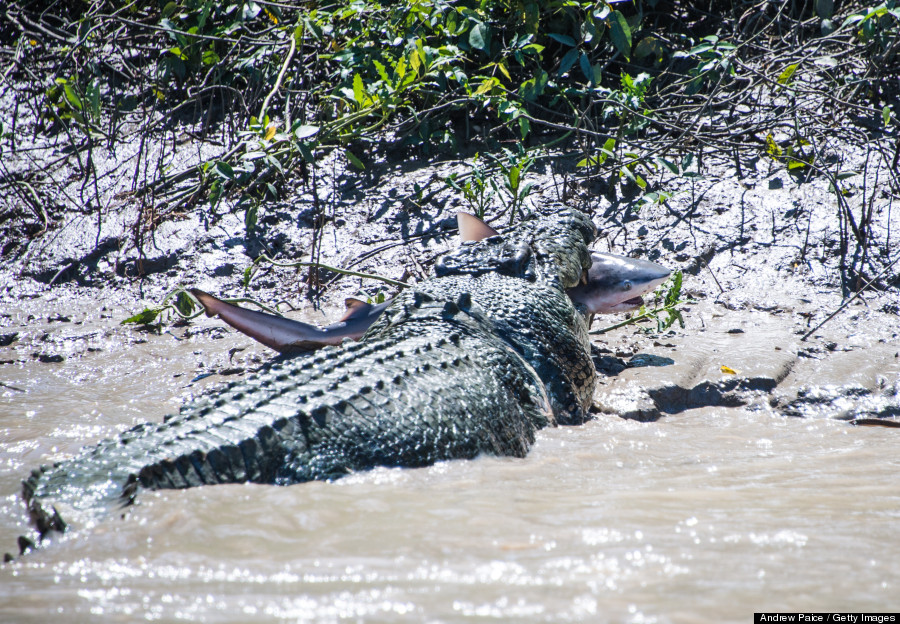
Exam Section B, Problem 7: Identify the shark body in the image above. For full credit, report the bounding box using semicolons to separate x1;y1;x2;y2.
192;213;670;353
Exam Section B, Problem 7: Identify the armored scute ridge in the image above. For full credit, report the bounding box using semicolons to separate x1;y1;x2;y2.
17;204;597;555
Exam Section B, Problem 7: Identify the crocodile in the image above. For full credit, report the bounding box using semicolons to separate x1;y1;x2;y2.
16;204;598;556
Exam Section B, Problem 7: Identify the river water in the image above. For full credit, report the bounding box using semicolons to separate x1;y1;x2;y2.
1;301;898;623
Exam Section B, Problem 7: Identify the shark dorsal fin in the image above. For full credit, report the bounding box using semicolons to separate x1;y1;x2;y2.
457;212;500;243
341;298;374;322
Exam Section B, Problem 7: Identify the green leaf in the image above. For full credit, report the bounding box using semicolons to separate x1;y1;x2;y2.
841;13;866;28
579;53;594;84
665;271;683;307
294;124;319;140
174;291;195;317
508;166;520;190
373;60;390;84
63;84;83;111
265;154;284;175
87;81;100;119
242;266;254;288
634;36;661;61
297;142;315;164
244;202;258;233
496;60;511;81
214;161;235;180
777;63;799;86
409;48;421;77
202;49;220;65
208;179;223;210
469;22;490;53
685;76;704;96
765;133;782;158
657;157;679;175
557;47;580;78
394;56;407;82
608;10;632;60
352;73;366;104
474;77;499;95
345;149;365;170
814;0;834;19
121;307;161;325
242;1;261;20
520;68;548;101
883;105;892;126
548;33;576;47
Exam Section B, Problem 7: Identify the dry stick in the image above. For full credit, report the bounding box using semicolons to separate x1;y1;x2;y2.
248;255;407;288
701;257;725;295
258;32;296;121
800;252;900;342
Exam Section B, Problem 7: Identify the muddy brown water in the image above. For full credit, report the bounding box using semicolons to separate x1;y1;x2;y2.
1;294;898;623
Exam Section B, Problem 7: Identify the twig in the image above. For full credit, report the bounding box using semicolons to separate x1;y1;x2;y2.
259;32;296;121
246;254;408;288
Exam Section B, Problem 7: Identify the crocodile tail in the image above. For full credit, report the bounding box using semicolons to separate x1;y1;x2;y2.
12;406;292;559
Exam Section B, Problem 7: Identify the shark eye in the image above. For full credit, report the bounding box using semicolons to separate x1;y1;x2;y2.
622;280;633;291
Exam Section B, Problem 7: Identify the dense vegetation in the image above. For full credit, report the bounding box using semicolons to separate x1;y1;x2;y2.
1;1;898;294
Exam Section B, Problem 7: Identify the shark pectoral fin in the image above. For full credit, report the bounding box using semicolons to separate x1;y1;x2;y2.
341;298;375;322
457;212;500;243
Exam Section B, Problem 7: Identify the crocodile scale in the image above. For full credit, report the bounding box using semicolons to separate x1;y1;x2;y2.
17;204;597;553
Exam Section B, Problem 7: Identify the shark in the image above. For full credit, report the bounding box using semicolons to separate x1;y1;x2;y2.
191;213;671;353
